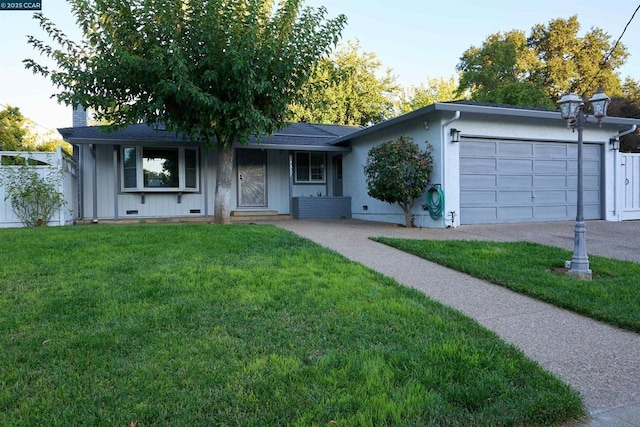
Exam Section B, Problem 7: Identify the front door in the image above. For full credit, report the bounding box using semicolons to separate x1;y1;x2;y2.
237;149;267;207
333;156;343;197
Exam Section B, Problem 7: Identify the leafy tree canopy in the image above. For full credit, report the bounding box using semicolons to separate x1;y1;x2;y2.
609;78;640;152
289;39;399;126
457;16;628;108
0;106;34;151
25;0;346;223
0;105;69;153
397;76;463;115
364;136;433;228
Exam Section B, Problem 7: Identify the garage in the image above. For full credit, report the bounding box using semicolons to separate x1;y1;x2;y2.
460;138;602;225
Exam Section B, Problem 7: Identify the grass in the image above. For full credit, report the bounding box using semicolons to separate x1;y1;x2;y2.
373;238;640;333
0;224;585;426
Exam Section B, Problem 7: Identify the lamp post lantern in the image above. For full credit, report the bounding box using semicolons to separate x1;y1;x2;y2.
557;89;610;279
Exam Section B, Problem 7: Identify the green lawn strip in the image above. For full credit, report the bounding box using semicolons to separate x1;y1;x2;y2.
1;225;584;426
373;238;640;333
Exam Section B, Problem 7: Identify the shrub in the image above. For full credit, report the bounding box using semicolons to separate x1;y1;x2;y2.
364;135;434;227
1;161;66;227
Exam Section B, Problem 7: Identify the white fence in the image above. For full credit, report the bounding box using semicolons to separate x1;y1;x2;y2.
621;153;640;221
0;147;77;228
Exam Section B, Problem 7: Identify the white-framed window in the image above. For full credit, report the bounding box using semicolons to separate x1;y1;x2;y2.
122;146;199;192
295;152;326;183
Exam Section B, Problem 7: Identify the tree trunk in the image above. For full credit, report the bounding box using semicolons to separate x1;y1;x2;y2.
400;202;414;228
214;143;234;224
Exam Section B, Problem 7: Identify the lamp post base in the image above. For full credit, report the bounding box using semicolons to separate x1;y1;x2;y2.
568;220;592;280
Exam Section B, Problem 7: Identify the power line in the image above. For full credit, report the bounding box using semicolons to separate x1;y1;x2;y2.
585;3;640;93
0;102;57;134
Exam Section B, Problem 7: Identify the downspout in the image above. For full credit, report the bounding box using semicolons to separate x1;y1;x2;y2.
203;147;209;217
113;146;119;221
57;147;64;226
438;111;461;227
91;144;98;222
613;125;637;219
75;144;83;220
288;152;294;216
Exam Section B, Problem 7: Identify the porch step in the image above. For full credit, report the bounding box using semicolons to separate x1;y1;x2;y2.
230;211;291;222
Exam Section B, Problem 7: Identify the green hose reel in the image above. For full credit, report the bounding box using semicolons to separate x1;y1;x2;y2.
425;185;445;220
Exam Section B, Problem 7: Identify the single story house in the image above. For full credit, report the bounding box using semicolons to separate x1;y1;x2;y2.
59;108;360;222
59;102;640;227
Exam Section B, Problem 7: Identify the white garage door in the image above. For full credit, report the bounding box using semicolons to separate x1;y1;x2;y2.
460;138;602;225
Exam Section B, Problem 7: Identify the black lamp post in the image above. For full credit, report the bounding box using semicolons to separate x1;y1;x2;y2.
557;89;610;279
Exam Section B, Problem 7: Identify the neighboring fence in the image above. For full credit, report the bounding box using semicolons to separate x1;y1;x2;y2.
0;147;77;228
621;153;640;221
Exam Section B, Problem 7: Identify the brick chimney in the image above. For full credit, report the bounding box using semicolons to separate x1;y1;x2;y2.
72;105;87;127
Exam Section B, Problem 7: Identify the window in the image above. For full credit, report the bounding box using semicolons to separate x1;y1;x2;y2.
295;152;325;183
122;146;198;191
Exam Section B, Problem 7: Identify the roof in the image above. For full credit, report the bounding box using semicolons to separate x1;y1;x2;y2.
58;122;361;152
331;101;640;145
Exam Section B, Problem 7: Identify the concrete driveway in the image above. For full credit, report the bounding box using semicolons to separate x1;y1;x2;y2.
423;220;640;264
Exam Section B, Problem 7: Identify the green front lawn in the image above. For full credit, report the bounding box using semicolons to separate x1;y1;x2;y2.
1;225;584;426
373;238;640;333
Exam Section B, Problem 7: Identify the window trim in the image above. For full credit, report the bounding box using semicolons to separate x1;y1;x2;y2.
294;151;326;184
121;146;199;192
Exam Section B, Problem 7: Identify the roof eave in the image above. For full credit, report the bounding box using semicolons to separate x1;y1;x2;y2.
62;137;351;152
234;143;351;152
331;103;640;144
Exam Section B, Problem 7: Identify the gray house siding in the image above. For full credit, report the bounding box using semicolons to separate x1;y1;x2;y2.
333;102;638;227
83;145;293;220
342;113;444;227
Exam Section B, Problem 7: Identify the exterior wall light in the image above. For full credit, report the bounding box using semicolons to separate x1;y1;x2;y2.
450;128;461;143
609;138;620;151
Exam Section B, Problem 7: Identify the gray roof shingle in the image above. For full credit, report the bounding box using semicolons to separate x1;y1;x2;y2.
58;122;361;149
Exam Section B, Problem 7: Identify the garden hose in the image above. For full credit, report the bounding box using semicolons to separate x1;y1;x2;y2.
425;185;445;220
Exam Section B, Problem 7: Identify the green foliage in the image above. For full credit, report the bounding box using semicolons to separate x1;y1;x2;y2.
528;16;626;99
375;238;640;333
609;78;640;152
0;105;72;153
289;39;400;126
0;105;36;151
397;76;463;114
25;0;346;223
364;136;433;227
25;1;346;146
35;138;72;155
0;161;66;227
457;16;627;108
0;224;585;425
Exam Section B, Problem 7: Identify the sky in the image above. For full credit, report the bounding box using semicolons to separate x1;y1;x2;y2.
1;0;638;136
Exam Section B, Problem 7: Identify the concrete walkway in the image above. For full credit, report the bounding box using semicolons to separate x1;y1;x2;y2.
271;219;640;427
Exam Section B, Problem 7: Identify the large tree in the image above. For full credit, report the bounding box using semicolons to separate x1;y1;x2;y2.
25;0;346;223
609;78;640;152
289;39;399;126
0;105;68;154
528;16;626;100
457;16;628;108
0;106;35;151
397;76;462;115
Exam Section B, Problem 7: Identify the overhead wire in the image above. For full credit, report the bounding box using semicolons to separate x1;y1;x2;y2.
583;3;640;95
0;102;57;134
